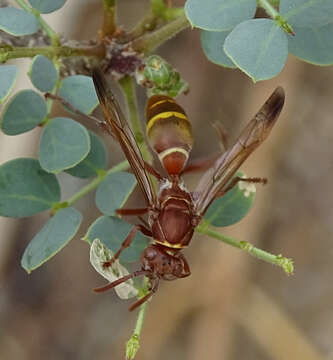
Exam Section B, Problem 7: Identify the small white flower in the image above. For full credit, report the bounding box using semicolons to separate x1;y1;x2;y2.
238;181;256;198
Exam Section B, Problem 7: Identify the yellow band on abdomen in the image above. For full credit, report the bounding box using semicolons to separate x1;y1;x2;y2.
147;111;188;133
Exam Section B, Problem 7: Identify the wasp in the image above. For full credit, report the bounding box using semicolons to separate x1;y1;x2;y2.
92;69;285;310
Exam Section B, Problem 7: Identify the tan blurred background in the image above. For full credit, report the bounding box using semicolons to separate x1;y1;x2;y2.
1;1;333;359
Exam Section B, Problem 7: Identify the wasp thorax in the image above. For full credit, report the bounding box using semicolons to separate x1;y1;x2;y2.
146;95;193;175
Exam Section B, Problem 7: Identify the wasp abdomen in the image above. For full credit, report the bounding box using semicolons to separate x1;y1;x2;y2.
146;95;193;175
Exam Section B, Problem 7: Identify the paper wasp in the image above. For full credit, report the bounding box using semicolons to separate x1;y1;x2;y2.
92;69;285;310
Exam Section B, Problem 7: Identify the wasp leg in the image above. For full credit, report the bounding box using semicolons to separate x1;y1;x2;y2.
93;269;149;293
177;253;191;278
102;226;138;268
45;92;106;129
182;152;221;174
128;278;159;311
144;161;163;181
216;176;267;198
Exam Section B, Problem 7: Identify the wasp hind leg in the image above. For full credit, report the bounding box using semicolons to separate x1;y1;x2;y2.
217;176;267;198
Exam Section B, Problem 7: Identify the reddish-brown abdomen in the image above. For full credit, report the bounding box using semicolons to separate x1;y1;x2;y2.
146;95;193;175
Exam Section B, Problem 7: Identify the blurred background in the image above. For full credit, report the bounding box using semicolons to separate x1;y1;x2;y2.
0;1;333;359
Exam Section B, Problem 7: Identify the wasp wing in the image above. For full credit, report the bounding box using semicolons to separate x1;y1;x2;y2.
194;87;285;217
92;69;156;206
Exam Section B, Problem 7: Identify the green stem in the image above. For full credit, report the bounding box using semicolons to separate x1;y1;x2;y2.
126;10;158;41
118;75;152;163
131;11;189;54
63;160;129;207
196;221;294;275
0;44;105;63
101;0;117;37
45;61;61;115
14;0;60;45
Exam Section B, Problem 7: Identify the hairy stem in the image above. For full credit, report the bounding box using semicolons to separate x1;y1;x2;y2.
101;0;117;38
131;10;189;54
0;44;105;63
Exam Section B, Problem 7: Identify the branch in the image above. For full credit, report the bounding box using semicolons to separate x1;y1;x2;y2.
100;0;117;38
196;221;294;275
0;44;105;63
131;11;190;54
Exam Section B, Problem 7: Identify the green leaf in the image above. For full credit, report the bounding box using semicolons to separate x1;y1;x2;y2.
224;19;288;82
185;0;257;31
58;75;99;115
288;23;333;65
0;158;60;217
28;0;66;14
0;7;39;35
1;90;47;135
83;216;148;263
96;172;137;216
280;0;333;28
39;117;90;173
0;65;18;104
21;207;82;273
201;30;236;68
90;238;138;299
65;131;107;178
29;55;58;92
204;172;256;227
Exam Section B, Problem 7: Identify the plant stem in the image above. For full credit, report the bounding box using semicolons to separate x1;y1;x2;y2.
196;221;294;275
0;44;105;63
119;75;152;163
131;10;190;54
101;0;117;38
64;160;129;207
45;60;61;115
14;0;60;45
